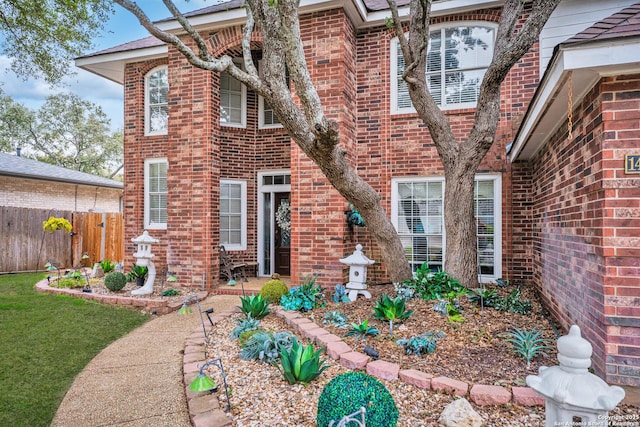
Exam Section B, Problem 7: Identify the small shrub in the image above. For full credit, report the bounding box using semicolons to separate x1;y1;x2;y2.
259;279;289;304
98;259;116;273
161;288;179;296
405;264;467;301
505;327;548;369
276;337;328;384
397;331;445;356
468;288;498;307
238;328;262;348
55;277;85;289
494;288;532;315
322;310;349;328
316;372;398;427
239;294;270;320
230;314;260;339
332;284;350;303
239;330;294;363
373;294;414;334
345;319;379;341
280;276;324;312
104;272;127;292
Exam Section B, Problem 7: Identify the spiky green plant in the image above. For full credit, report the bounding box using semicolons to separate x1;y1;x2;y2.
239;330;294;363
373;294;414;334
239;293;270;320
276;337;328;384
345;319;379;341
396;331;445;356
505;327;548;369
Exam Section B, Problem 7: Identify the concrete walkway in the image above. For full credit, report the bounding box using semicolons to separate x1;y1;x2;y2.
51;293;241;427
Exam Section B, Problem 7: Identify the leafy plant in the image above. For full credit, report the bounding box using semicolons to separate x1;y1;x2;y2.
98;259;116;273
373;294;414;334
126;264;148;282
42;216;72;233
316;372;398;427
230;314;260;339
280;276;324;312
345;319;379;341
239;330;294;363
405;264;467;301
239;293;270;320
322;310;349;328
468;288;498;307
259;279;289;304
433;297;465;323
332;284;350;303
494;288;532;315
276;337;328;384
393;281;415;301
505;327;548;369
56;277;85;289
104;272;127;292
396;331;445;356
238;328;261;348
161;288;179;296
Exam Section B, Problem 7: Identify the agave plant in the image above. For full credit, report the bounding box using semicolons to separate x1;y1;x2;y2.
505;327;549;369
230;313;260;339
276;337;328;384
345;319;380;341
373;294;414;334
239;293;270;320
239;330;294;363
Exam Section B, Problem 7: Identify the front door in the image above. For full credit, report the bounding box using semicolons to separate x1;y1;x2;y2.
274;192;290;276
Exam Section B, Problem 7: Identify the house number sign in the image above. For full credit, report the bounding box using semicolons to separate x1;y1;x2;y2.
625;154;640;174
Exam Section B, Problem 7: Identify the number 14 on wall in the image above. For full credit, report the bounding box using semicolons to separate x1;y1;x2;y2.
625;154;640;174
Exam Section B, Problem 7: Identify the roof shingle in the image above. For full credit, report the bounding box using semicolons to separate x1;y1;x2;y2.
565;2;640;44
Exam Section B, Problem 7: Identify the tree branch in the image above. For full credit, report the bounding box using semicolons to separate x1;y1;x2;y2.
161;0;212;61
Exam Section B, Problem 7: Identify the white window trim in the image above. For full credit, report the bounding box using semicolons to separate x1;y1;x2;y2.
258;60;284;129
390;22;497;115
390;174;502;283
257;170;291;276
220;179;247;251
144;65;168;136
219;62;247;129
144;157;168;230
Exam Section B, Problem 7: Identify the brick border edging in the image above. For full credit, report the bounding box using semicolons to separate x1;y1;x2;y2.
274;307;545;407
181;307;544;427
34;279;205;314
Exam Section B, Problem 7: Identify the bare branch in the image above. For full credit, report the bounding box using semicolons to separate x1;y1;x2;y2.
161;0;212;61
241;7;259;78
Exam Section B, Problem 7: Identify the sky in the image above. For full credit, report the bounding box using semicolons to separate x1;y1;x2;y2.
0;1;215;133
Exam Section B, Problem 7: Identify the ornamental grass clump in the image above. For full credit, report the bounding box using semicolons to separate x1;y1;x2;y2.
276;337;328;384
316;372;398;427
505;327;549;369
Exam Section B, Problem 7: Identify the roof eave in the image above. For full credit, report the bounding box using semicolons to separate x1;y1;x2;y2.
0;171;124;190
510;36;640;162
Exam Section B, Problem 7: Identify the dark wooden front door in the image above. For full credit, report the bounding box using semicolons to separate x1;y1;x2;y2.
274;192;290;276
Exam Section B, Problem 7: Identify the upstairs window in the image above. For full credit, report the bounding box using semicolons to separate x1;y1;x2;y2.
145;66;169;135
220;67;246;127
392;24;496;113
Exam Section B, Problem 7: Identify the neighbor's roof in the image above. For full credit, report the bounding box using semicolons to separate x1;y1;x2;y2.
0;152;123;190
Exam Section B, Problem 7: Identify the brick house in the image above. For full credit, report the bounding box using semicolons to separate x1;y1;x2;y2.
0;151;123;212
76;0;640;385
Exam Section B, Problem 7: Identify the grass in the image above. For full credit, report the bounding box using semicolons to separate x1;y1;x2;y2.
0;273;150;427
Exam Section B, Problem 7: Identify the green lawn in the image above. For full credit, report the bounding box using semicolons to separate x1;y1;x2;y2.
0;273;150;427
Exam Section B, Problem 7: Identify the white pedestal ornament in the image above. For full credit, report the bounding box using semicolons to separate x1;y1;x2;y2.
526;325;625;427
339;244;375;302
131;231;159;296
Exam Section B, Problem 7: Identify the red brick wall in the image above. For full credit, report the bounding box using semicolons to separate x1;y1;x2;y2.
530;74;640;386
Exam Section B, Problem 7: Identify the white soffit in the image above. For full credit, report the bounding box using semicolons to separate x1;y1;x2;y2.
510;37;640;161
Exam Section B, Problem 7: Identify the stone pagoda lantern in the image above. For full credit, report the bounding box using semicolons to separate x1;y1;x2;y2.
526;325;625;427
339;244;375;302
131;231;159;296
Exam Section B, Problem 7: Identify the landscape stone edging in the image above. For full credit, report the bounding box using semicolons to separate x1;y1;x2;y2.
272;307;545;408
181;306;543;427
34;279;205;314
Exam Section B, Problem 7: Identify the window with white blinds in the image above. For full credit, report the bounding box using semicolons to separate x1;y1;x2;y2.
391;175;501;281
392;24;496;113
145;158;168;230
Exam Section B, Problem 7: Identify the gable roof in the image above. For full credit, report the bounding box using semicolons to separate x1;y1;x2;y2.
0;153;123;190
510;2;640;161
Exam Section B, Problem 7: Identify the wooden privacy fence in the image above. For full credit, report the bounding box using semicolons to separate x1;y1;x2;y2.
0;207;123;273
